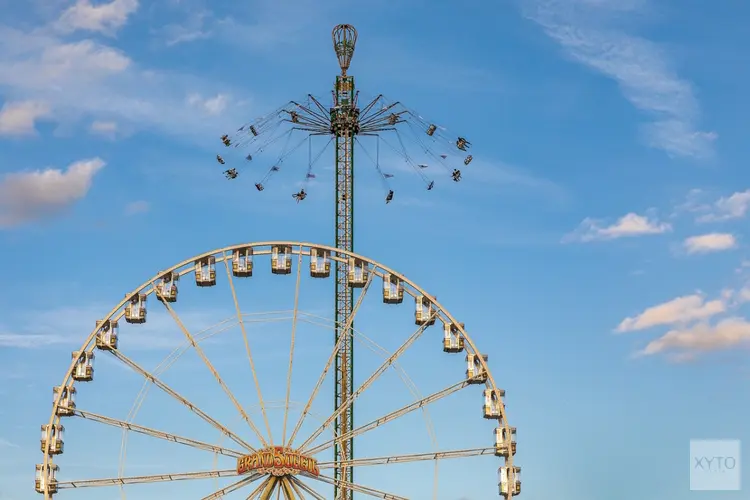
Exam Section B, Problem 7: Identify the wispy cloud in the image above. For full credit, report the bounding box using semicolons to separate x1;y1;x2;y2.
522;0;716;158
357;36;502;93
672;188;750;223
468;158;565;197
210;0;329;53
379;153;564;199
671;188;707;218
89;119;117;137
0;437;19;448
698;189;750;223
156;10;212;46
0;304;232;350
187;92;228;115
124;200;150;215
736;260;750;276
563;212;670;242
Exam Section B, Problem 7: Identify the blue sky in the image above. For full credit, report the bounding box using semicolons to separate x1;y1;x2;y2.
1;0;749;499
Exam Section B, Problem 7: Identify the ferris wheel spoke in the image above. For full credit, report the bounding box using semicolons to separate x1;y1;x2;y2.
222;254;274;446
305;378;472;456
290;477;324;500
279;477;298;500
159;294;268;447
244;476;273;500
287;477;310;499
307;473;407;500
298;311;438;451
70;408;245;458
318;447;496;469
282;249;303;445
259;476;281;500
201;473;264;499
108;350;254;451
56;469;238;489
286;273;374;448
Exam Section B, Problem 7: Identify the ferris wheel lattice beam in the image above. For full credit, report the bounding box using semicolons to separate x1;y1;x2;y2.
67;408;245;458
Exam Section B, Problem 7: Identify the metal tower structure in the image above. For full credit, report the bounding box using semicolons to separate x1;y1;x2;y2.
330;24;358;500
214;23;475;500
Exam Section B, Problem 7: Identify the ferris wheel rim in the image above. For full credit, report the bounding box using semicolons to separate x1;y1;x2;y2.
42;240;516;499
50;241;503;392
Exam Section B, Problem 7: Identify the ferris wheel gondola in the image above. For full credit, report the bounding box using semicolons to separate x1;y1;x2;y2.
38;242;521;500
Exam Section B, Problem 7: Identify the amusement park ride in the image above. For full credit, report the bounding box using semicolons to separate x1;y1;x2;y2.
36;25;521;500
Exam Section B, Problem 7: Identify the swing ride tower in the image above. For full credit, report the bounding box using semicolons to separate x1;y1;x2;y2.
330;24;358;500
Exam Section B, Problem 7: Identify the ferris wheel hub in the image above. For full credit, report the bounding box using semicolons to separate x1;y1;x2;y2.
236;446;320;478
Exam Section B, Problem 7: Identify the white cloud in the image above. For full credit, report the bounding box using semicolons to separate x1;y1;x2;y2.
684;233;737;254
187;93;229;115
0;24;250;141
0;158;104;228
616;293;726;332
638;318;750;359
698;189;750;222
617;283;750;360
89;119;117;136
564;212;671;242
522;0;715;158
125;200;149;215
0;100;51;136
0;34;132;92
56;0;139;35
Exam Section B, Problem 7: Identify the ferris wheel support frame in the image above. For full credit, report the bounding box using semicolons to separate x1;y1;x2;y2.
40;241;519;499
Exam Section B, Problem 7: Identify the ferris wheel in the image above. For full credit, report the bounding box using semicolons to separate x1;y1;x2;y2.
37;242;521;500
